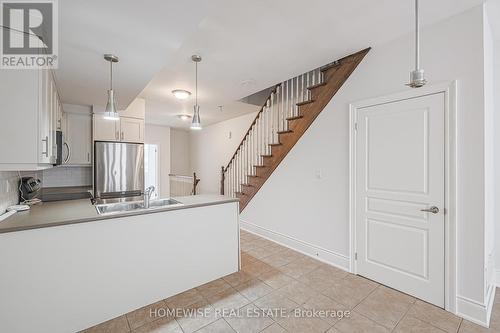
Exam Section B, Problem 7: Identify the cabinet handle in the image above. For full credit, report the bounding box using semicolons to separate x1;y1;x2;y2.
121;131;124;141
41;136;49;157
63;142;71;164
87;152;90;162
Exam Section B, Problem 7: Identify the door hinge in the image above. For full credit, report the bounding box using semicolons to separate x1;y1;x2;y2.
354;252;358;260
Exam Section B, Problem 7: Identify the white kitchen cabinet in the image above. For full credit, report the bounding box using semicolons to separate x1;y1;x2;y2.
93;114;119;141
0;29;62;170
93;115;144;143
63;112;92;165
120;117;144;143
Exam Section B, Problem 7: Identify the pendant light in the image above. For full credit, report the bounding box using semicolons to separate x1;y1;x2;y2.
190;55;202;130
103;54;120;120
407;0;426;88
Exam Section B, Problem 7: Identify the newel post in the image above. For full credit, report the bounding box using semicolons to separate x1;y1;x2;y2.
220;166;225;195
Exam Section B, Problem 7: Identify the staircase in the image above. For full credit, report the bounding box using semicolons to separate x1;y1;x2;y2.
221;48;370;212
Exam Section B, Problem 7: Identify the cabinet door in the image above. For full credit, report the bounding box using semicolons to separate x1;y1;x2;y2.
93;114;118;142
38;69;52;164
120;117;144;143
65;113;92;165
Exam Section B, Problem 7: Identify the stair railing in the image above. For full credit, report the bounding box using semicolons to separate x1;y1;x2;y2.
170;173;200;196
220;67;324;197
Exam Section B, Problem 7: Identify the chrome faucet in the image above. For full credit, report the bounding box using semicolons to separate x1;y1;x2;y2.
144;186;155;208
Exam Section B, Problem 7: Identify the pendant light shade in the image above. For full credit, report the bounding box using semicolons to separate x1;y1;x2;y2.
103;54;120;120
191;105;202;130
190;55;202;130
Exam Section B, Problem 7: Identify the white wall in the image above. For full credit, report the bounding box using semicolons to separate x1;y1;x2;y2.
238;6;488;310
145;124;171;198
170;129;191;175
190;112;258;194
0;172;18;214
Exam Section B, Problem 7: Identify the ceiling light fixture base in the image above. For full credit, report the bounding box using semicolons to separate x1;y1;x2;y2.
191;55;202;62
104;54;119;63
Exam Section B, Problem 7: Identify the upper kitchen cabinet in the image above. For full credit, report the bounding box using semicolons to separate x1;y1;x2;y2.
93;98;145;143
62;105;92;166
0;30;62;170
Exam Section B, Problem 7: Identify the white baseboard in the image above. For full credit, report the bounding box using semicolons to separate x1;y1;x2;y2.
456;285;496;328
239;218;350;272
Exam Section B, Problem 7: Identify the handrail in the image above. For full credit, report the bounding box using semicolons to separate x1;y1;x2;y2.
223;84;280;172
169;173;200;195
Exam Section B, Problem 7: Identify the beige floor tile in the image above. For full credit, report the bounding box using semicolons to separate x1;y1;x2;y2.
260;253;296;268
246;246;273;260
175;299;218;333
253;289;300;317
257;269;296;289
279;257;321;279
326;327;341;333
322;275;378;309
80;315;130;333
131;316;182;333
302;293;349;325
165;289;204;310
394;315;447;333
241;252;257;266
234;279;274;301
241;260;275;277
225;304;275;333
459;319;496;333
277;307;332;333
334;311;390;333
261;242;288;254
314;264;349;281
223;271;254;288
354;286;415;329
194;318;235;333
196;278;233;298
260;323;286;333
126;301;168;331
206;288;251;311
406;300;461;333
277;280;319;305
298;269;337;293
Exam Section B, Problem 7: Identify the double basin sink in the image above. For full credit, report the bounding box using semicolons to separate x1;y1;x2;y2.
95;198;183;215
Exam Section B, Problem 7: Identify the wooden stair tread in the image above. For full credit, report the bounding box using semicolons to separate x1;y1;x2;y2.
320;60;341;72
269;143;282;146
296;100;315;107
286;115;303;121
261;154;272;158
254;165;266;168
307;81;327;90
241;184;253;187
277;130;293;134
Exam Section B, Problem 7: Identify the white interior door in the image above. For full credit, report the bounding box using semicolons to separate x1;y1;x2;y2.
355;93;445;307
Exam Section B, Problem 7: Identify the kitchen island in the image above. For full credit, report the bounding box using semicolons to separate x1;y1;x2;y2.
0;195;240;333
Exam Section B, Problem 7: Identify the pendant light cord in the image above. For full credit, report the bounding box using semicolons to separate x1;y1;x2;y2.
110;60;113;90
415;0;419;70
195;61;198;106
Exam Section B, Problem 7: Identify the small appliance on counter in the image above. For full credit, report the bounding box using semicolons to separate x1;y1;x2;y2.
19;177;42;203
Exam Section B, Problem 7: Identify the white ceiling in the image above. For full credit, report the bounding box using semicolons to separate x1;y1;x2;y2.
56;0;485;128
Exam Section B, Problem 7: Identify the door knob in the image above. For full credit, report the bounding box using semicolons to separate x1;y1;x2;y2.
420;206;439;214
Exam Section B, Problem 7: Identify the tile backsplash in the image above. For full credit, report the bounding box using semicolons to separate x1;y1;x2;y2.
0;171;19;214
42;166;92;188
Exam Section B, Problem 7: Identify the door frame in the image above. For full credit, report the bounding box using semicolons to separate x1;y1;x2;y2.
349;81;458;313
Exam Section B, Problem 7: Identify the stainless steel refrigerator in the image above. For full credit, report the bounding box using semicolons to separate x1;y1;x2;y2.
94;141;144;201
